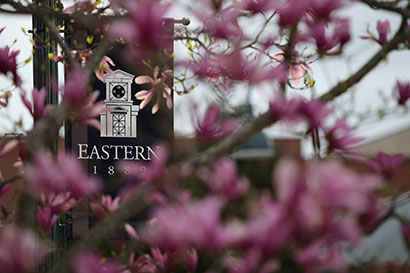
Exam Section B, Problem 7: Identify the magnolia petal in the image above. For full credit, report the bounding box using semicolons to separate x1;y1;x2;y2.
135;76;153;85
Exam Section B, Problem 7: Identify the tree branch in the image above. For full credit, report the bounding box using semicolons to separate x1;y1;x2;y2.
359;0;409;16
319;19;410;102
49;191;149;273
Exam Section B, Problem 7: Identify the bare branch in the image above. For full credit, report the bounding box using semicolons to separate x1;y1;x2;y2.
319;19;410;102
359;0;409;16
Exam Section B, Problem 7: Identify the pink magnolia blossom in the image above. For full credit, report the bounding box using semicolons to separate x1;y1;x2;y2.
124;223;140;241
201;7;242;39
395;80;410;105
240;0;278;14
63;0;96;14
324;120;363;154
141;196;226;251
25;150;101;199
278;0;312;27
90;194;121;219
184;248;198;272
109;0;171;56
0;45;21;86
135;66;172;114
36;206;58;231
272;51;312;86
62;68;109;130
269;93;300;122
0;184;10;197
151;247;169;269
195;104;238;141
0;225;47;273
127;252;157;273
73;251;121;273
361;19;390;45
41;192;77;214
309;0;345;20
95;56;115;83
367;152;403;180
0;139;18;158
21;87;53;120
294;99;332;132
199;157;249;200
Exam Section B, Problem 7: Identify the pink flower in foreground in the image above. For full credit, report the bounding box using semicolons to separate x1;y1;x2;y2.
21;87;53;120
141;197;226;251
278;0;311;27
95;56;115;83
324;120;363;154
25;150;101;199
367;152;403;180
0;46;21;86
37;206;58;231
0;225;47;273
240;0;278;14
135;66;172;114
109;0;171;54
269;94;300;122
272;51;312;86
184;248;198;272
63;68;109;130
73;251;121;273
361;19;390;45
201;7;242;39
294;99;332;132
127;252;157;273
309;0;345;20
195;104;238;141
199;157;249;200
395;80;410;105
0;139;18;159
90;194;121;219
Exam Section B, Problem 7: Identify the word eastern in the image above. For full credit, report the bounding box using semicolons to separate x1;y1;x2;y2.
77;144;160;161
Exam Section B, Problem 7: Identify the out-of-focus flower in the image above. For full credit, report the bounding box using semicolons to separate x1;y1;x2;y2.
109;0;171;56
400;220;410;251
124;223;140;241
0;225;47;273
201;7;242;39
184;248;198;272
21;87;53;120
62;68;109;130
272;159;382;272
0;46;21;86
25;150;101;199
272;51;312;86
309;0;345;21
195;104;238;141
0;184;10;197
62;68;89;106
0;139;18;159
37;206;58;231
127;252;157;273
278;0;311;27
95;56;115;83
367;152;403;180
361;19;390;45
41;192;77;214
269;93;299;122
324;120;363;154
90;194;121;219
151;247;169;269
294;99;332;132
73;251;121;273
395;80;410;106
240;0;278;14
135;66;172;114
141;196;226;251
199;157;249;200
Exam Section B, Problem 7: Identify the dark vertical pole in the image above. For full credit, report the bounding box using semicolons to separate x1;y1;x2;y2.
32;0;65;271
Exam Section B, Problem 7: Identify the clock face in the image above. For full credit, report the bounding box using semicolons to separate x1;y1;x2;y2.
112;84;126;99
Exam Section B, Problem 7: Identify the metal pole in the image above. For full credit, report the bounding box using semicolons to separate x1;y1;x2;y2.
32;0;65;270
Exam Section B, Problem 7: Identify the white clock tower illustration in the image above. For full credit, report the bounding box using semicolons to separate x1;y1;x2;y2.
100;70;139;138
